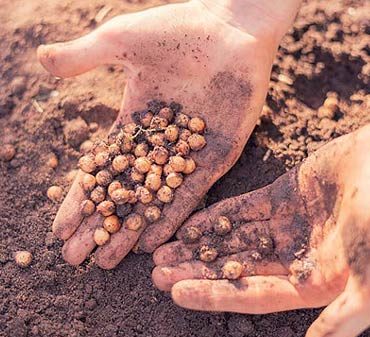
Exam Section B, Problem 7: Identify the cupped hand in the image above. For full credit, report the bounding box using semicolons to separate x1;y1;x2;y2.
38;0;290;269
153;124;370;337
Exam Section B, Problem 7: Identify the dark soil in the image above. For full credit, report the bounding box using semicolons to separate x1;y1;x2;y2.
0;0;369;336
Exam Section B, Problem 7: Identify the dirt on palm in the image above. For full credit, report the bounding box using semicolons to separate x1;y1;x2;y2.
0;0;369;336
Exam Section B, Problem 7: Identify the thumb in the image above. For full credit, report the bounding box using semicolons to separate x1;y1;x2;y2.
37;32;108;78
37;15;135;78
306;277;370;337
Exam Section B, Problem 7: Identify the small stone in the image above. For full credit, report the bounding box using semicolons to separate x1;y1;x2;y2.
96;200;115;216
175;140;190;156
157;186;173;203
107;181;122;197
125;213;143;231
222;261;243;280
174;113;190;128
188;134;206;151
14;251;32;268
82;174;97;192
144;205;161;223
182;226;202;244
158;107;174;121
188;117;206;133
78;154;96;173
103;215;121;233
0;144;16;161
145;173;162;191
150;116;169;129
169;156;186;172
150;146;169;165
165;172;183;189
108;143;121;156
94;228;110;246
199;245;218;262
148;133;166;146
136;186;153;204
95;170;113;186
134;157;152;174
164;125;179;142
183;158;196;174
111;188;131;205
47;153;58;169
112;155;129;173
90;186;106;204
179;129;191;141
95;151;110;167
47;186;63;202
214;216;232;235
80;200;95;216
134;143;149;157
80;140;94;154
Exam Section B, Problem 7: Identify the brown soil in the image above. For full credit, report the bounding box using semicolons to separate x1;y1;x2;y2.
0;0;369;336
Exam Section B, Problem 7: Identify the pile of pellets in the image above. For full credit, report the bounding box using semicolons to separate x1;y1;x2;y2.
77;102;207;246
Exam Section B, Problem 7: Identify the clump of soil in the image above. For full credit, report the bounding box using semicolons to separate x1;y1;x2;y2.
0;0;369;337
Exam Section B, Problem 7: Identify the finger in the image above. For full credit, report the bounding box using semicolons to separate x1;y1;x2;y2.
94;203;147;269
37;14;137;78
306;277;370;337
153;241;195;266
52;170;85;240
37;32;111;78
152;251;287;291
171;275;310;314
154;220;272;266
176;186;272;241
56;90;142;267
62;213;103;265
53;105;131;249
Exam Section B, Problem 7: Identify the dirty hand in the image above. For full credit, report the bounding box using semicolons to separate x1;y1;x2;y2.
37;0;301;269
153;125;370;337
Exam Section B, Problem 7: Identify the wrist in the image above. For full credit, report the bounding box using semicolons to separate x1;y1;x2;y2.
198;0;302;46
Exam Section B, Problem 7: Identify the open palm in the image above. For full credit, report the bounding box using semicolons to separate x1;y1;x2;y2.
38;0;278;269
153;125;370;337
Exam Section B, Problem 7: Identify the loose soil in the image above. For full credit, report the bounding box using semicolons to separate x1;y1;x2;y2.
0;0;369;336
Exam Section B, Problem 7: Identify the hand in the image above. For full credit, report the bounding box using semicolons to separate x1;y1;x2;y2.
37;0;300;269
152;124;370;337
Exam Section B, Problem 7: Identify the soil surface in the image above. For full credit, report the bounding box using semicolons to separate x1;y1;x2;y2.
0;0;369;336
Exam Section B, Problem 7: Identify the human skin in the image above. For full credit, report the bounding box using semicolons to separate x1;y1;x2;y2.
153;125;370;337
37;0;302;269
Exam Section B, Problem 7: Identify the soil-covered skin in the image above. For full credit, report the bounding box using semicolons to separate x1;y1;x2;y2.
0;0;369;336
